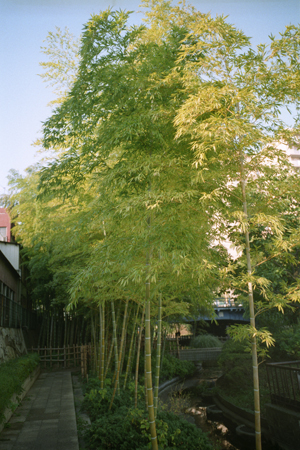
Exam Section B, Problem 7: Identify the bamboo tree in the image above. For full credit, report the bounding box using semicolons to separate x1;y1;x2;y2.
153;293;162;416
145;289;158;450
104;338;114;379
119;303;132;378
135;305;145;409
241;170;261;450
110;301;120;394
160;328;166;371
100;303;105;389
109;299;129;409
28;5;296;448
124;304;140;389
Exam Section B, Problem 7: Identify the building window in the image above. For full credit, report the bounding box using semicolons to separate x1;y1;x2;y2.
0;281;14;301
0;227;7;241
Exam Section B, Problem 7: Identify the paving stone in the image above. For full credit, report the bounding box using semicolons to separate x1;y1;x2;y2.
0;371;79;450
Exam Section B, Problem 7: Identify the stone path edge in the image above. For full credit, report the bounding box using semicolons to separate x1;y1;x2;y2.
0;365;41;434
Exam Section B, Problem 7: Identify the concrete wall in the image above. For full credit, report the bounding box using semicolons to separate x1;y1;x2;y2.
0;327;27;363
170;347;222;362
0;242;20;271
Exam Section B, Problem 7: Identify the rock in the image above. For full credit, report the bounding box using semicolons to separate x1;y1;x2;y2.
5;346;16;360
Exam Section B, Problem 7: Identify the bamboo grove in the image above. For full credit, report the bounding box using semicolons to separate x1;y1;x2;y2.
6;2;300;449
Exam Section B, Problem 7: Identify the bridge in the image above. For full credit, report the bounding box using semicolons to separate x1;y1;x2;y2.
184;297;249;337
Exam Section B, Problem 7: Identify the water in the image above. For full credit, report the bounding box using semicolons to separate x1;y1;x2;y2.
160;368;279;450
181;385;280;450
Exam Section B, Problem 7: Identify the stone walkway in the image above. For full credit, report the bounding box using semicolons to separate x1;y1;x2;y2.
0;371;79;450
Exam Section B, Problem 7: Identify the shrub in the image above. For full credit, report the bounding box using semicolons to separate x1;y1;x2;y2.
84;405;213;450
217;338;251;387
137;352;195;383
0;353;40;421
159;354;195;382
271;325;300;360
83;377;144;420
190;334;222;349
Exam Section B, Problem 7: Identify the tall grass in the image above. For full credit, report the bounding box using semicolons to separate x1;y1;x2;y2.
0;353;40;421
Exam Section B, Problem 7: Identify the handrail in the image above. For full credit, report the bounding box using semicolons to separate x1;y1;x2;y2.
266;360;300;411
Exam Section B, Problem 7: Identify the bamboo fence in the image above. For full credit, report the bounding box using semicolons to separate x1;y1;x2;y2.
31;344;92;378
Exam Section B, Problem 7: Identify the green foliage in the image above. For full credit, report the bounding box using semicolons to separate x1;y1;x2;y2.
0;353;40;421
39;26;81;105
83;376;144;420
85;407;213;450
217;340;270;415
7;4;300;447
83;376;212;450
271;324;300;360
160;354;195;382
190;334;222;349
167;383;191;416
218;339;252;388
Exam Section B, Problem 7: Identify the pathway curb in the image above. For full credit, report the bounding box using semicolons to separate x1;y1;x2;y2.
0;365;41;434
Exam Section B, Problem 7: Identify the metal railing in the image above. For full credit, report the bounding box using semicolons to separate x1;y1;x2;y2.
0;295;37;329
266;360;300;411
214;297;241;307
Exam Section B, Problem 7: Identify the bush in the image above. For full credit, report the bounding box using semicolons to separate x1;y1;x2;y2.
0;353;40;421
271;325;300;360
217;339;271;415
217;339;251;387
84;404;213;450
83;373;213;450
160;354;195;382
190;334;222;349
137;352;195;383
83;377;144;420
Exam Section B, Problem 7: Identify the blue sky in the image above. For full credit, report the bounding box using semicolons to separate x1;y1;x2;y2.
1;0;299;194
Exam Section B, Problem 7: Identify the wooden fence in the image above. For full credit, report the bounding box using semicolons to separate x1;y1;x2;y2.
31;344;91;378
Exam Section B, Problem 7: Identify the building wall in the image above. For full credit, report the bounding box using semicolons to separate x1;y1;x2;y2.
0;242;20;272
0;252;20;300
0;208;11;242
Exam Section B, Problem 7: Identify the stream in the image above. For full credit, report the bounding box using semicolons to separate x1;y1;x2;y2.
160;368;280;450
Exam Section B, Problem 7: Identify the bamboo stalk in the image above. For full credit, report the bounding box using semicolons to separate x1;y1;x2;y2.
104;338;113;379
241;173;261;450
145;293;158;450
153;294;162;416
161;329;166;371
100;303;105;389
120;303;132;377
109;299;129;409
111;301;120;394
124;304;140;389
135;305;145;408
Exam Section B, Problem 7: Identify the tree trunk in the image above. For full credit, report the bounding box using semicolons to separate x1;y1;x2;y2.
135;305;145;408
145;262;158;450
100;303;105;388
241;164;261;450
124;304;140;389
111;301;120;394
153;294;162;416
109;299;129;409
161;329;166;371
